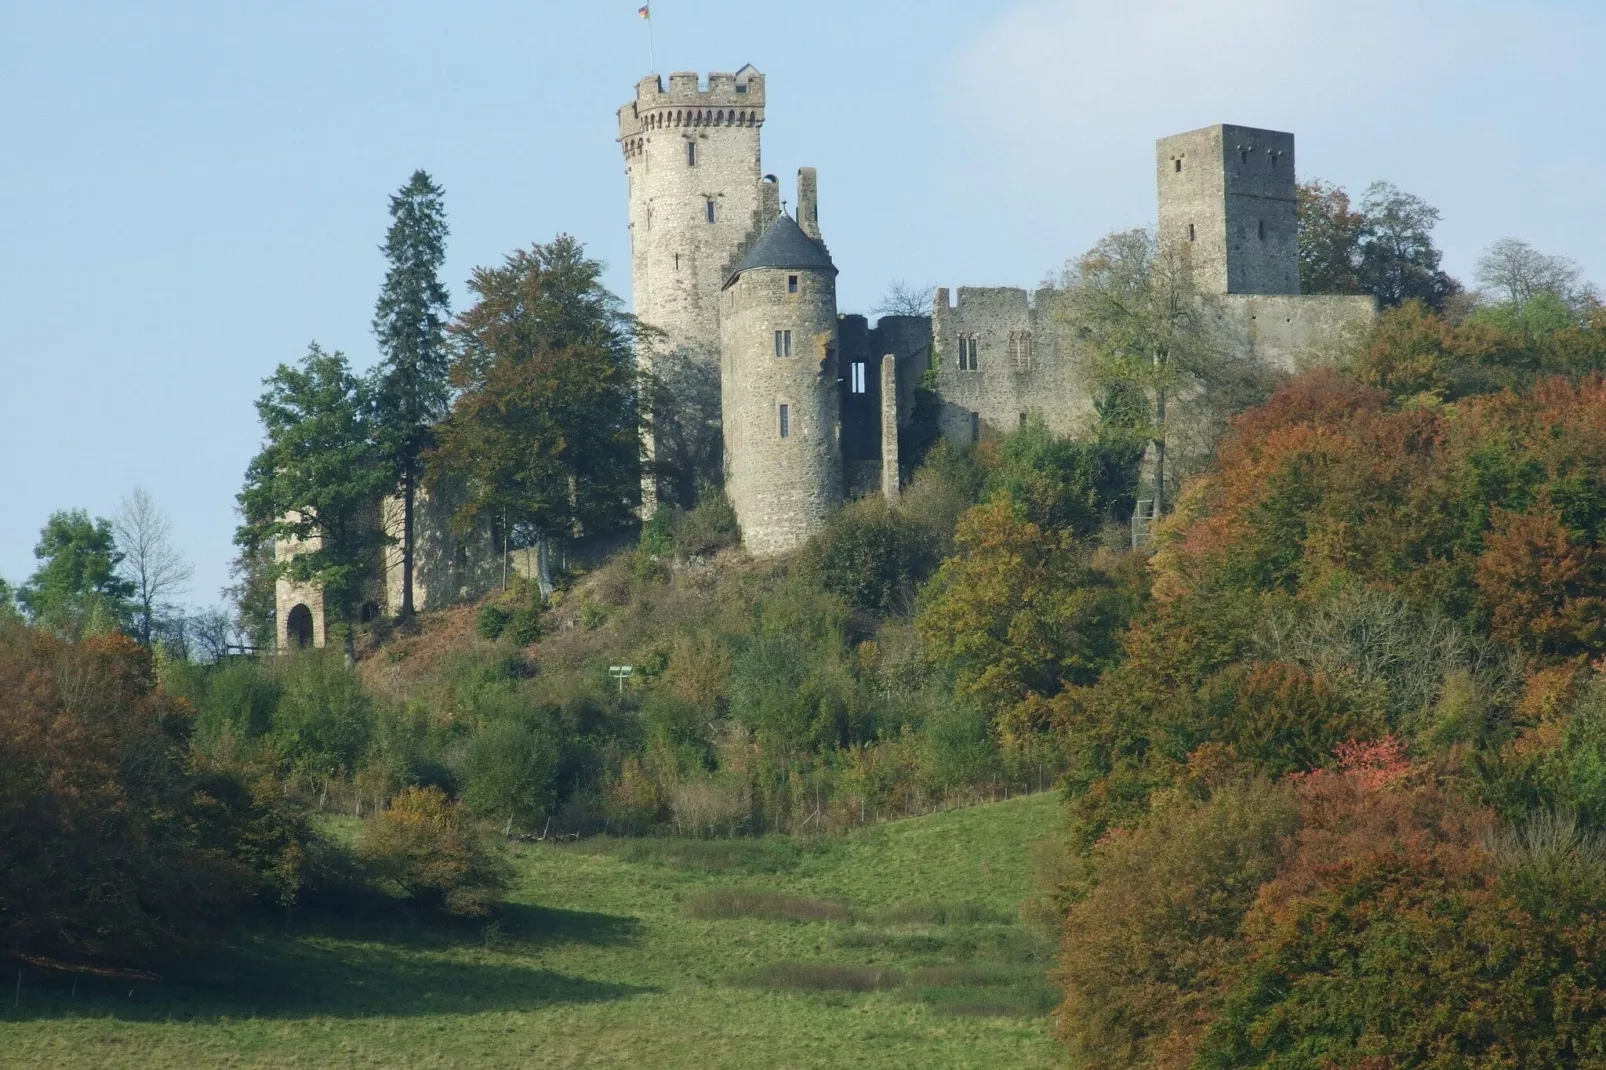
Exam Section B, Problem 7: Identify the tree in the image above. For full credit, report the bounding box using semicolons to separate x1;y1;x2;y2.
1355;181;1460;311
431;237;641;593
373;171;452;620
1296;179;1460;311
1060;228;1265;513
0;578;18;624
224;543;277;653
1475;237;1598;313
872;280;935;318
236;343;392;653
113;486;193;646
17;510;136;637
1295;180;1365;295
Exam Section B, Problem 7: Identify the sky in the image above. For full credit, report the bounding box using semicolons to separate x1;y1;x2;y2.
3;0;1603;609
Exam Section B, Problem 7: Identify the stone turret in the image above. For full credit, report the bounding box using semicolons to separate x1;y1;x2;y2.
618;66;768;365
719;189;842;557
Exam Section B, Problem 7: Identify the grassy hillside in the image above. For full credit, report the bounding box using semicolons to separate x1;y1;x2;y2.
0;793;1064;1069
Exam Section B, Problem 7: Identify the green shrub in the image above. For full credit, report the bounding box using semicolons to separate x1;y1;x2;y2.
505;603;544;645
805;498;938;615
476;603;511;640
461;707;561;835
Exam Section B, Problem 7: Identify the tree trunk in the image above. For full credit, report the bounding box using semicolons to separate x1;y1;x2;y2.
535;532;554;600
399;466;416;619
1153;357;1168;515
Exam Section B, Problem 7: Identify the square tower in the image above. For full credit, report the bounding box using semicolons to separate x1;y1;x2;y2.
1157;124;1298;295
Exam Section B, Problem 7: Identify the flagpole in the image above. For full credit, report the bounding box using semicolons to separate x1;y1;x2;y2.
642;6;656;73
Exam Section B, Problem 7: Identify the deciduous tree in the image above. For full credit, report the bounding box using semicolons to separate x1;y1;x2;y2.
114;486;193;646
236;343;392;653
18;510;135;638
431;237;640;592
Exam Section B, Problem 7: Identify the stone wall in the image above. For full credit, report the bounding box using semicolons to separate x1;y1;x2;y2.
929;286;1094;446
721;263;842;556
1157;124;1298;296
1209;293;1378;373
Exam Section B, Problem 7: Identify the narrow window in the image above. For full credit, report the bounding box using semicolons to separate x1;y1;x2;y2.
687;141;697;166
774;329;792;357
1173;157;1182;173
1270;153;1278;170
1239;148;1247;164
674;252;680;271
788;274;798;293
779;404;790;438
850;362;866;394
1019;413;1028;429
970;411;981;444
1187;222;1196;242
1257;219;1265;241
706;198;716;224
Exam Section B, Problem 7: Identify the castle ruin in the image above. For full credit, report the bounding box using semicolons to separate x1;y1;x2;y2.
274;68;1376;649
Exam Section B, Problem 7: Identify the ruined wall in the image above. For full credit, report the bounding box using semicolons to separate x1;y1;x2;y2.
721;263;842;556
380;486;505;615
929;287;1094;446
1157;124;1298;296
1209;294;1378;372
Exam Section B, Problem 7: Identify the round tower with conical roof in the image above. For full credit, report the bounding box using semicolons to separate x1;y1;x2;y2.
720;194;842;557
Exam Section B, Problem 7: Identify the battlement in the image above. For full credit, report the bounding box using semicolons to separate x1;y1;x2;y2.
934;286;1054;317
618;66;766;140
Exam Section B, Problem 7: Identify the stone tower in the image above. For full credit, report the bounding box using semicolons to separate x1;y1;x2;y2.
1156;124;1298;295
720;185;842;557
617;67;767;366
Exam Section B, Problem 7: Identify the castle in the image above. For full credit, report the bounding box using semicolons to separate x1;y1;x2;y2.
275;66;1376;649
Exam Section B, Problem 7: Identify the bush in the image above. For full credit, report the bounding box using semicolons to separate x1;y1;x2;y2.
0;625;266;966
805;497;938;615
358;786;512;917
461;707;561;835
476;603;511;640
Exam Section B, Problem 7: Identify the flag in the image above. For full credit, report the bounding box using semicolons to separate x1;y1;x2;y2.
638;5;649;17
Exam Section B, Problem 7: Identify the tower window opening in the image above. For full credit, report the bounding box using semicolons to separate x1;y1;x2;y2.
706;198;716;223
735;82;748;94
788;274;798;293
850;362;866;394
1239;148;1247;164
1188;222;1196;242
674;252;680;271
1270;153;1278;169
1020;413;1028;429
1257;219;1265;241
958;334;979;371
774;330;793;357
1174;158;1182;173
1009;330;1034;371
687;141;697;166
779;404;790;438
970;411;981;444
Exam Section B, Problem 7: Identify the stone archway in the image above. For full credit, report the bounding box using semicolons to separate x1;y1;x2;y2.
286;604;314;649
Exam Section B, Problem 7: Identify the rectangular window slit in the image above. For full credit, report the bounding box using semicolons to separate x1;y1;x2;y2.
774;330;792;357
788;274;798;293
850;362;866;394
779;404;790;438
687;141;697;166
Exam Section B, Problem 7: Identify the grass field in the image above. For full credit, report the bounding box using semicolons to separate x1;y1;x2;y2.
0;793;1065;1069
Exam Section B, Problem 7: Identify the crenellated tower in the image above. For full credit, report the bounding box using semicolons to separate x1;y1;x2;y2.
618;66;768;366
1157;124;1299;295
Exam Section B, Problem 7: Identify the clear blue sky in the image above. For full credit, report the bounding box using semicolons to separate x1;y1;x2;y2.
3;0;1602;609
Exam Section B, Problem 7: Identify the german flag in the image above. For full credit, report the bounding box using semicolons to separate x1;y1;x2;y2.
638;5;650;17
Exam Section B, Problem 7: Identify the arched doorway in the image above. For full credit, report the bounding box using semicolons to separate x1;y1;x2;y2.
286;604;314;649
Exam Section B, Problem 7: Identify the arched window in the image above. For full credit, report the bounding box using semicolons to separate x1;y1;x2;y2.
1009;330;1034;371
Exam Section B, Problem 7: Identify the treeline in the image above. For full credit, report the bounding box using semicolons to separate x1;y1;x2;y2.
1047;291;1606;1064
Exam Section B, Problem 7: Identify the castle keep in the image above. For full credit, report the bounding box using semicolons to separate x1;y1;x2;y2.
274;70;1377;650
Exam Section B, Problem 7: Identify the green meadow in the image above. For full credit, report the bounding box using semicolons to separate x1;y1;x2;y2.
0;793;1063;1069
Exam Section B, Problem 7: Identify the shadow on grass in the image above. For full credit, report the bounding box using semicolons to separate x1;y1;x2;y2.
0;903;649;1024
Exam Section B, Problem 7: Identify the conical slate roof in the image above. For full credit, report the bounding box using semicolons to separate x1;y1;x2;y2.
724;213;836;288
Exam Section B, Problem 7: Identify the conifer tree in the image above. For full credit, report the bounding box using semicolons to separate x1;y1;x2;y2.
373;171;451;619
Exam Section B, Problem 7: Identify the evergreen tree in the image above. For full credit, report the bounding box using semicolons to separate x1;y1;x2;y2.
236;343;392;654
373;171;451;620
17;510;136;637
